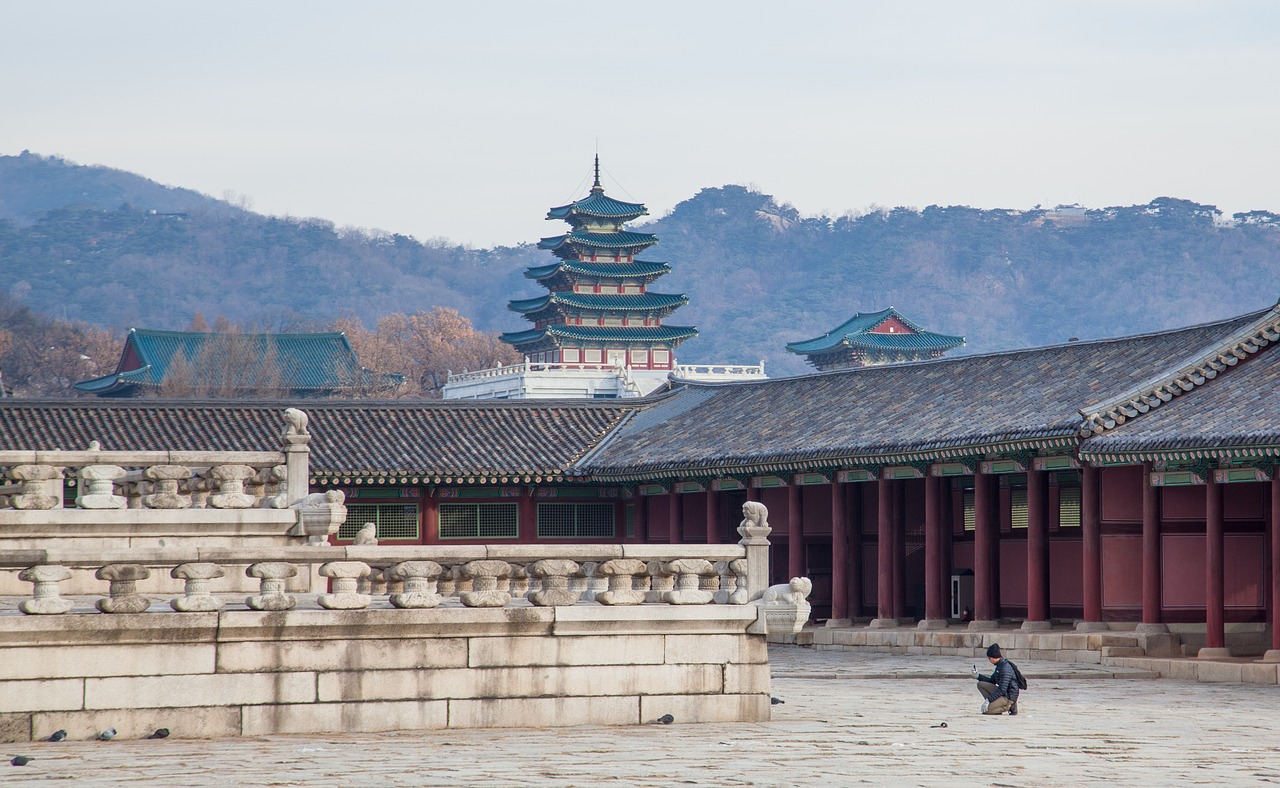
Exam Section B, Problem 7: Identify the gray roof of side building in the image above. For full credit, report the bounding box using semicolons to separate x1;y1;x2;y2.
577;307;1274;480
0;399;630;478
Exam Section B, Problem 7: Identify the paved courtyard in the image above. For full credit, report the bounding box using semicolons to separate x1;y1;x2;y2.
4;645;1280;786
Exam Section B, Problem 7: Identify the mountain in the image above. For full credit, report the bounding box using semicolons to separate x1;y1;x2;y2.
2;152;1278;379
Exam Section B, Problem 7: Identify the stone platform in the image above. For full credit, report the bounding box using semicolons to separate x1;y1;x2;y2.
3;647;1278;786
774;621;1280;686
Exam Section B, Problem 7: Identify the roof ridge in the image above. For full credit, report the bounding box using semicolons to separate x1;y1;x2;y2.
1077;301;1280;437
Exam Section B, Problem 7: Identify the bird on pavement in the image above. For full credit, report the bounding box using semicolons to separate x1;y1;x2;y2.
47;730;66;742
10;756;32;766
147;728;170;739
656;714;674;724
771;697;785;705
97;728;116;741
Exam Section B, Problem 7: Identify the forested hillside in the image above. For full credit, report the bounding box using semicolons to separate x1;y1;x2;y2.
3;152;1278;386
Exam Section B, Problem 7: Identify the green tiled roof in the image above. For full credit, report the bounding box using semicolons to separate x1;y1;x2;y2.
786;308;964;355
73;329;398;396
525;260;671;281
508;292;689;315
500;324;699;347
538;230;658;252
547;191;647;221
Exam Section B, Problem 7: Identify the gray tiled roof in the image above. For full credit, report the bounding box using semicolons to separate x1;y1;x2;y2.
0;400;630;478
1082;339;1280;458
578;309;1270;479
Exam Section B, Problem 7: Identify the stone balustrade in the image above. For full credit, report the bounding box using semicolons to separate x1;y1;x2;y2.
0;542;764;616
0;451;291;512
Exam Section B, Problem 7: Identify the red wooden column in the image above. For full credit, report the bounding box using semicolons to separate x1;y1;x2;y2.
1024;465;1050;629
519;491;538;543
847;483;864;619
1139;462;1167;631
830;480;849;624
746;484;759;503
972;468;997;625
787;478;804;580
872;476;895;626
921;472;946;627
1079;465;1104;628
635;495;649;543
1269;473;1280;658
1202;472;1227;654
668;489;682;545
704;489;718;544
891;481;906;618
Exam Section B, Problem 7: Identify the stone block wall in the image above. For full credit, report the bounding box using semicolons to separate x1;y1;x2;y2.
0;605;769;742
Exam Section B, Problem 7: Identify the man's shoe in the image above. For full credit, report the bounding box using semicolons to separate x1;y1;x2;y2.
1009;704;1018;716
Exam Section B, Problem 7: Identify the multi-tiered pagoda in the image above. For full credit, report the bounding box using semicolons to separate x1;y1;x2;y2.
500;159;697;374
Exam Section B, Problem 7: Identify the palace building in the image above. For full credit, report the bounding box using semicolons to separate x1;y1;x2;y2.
786;307;965;370
9;299;1280;660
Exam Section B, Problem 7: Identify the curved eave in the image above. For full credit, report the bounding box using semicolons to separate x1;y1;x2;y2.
537;231;659;252
546;192;647;221
580;430;1079;482
502;325;699;348
787;331;965;354
72;365;157;393
525;260;672;282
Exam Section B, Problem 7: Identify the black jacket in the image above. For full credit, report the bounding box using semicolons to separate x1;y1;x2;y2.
979;658;1020;704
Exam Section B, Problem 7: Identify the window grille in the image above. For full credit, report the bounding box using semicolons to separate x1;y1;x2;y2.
339;503;420;541
438;503;519;539
1010;488;1028;529
963;491;975;531
1058;486;1082;528
537;503;615;539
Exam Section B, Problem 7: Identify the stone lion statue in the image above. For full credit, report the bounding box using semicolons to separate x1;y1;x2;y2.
354;522;378;545
756;576;813;605
740;500;768;529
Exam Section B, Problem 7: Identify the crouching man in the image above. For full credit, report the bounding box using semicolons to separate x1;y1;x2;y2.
975;643;1020;716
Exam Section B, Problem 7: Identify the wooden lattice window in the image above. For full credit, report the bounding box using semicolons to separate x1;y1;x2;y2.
537;502;615;538
339;503;420;541
438;503;519;539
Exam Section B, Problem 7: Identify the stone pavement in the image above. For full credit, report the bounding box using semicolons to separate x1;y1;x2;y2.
4;645;1280;787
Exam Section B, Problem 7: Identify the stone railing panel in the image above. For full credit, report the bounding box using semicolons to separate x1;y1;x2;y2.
595;559;648;606
526;559;582;606
96;563;152;613
76;465;127;509
170;562;226;612
9;465;61;510
459;560;511;608
385;560;444;609
143;465;193;509
317;561;372;610
245;562;298;610
17;564;74;614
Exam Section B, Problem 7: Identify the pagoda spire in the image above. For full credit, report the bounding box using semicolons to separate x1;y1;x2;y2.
591;154;603;193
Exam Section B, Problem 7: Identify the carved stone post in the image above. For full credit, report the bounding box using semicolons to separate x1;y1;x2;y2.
507;563;530;597
386;561;444;608
76;465;127;509
596;559;648;605
281;408;311;506
645;560;674;603
259;465;289;509
170;563;226;612
715;559;750;605
318;561;372;609
737;500;773;600
459;560;511;607
10;465;61;510
144;465;193;509
527;559;582;606
664;559;716;604
18;565;74;614
208;465;257;509
246;562;298;610
96;564;152;613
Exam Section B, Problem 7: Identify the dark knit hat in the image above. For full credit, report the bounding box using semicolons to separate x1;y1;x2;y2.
986;643;1002;659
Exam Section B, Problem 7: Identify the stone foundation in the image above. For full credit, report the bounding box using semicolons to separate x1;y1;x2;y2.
0;603;769;742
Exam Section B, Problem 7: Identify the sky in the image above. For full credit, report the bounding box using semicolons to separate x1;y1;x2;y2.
4;1;1280;248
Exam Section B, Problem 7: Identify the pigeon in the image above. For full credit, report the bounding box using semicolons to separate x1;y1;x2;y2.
147;728;170;739
770;697;785;705
930;722;949;728
10;756;32;766
656;714;674;725
47;730;66;742
97;728;116;741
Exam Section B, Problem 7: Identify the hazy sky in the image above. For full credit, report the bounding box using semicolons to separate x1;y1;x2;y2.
5;1;1279;247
